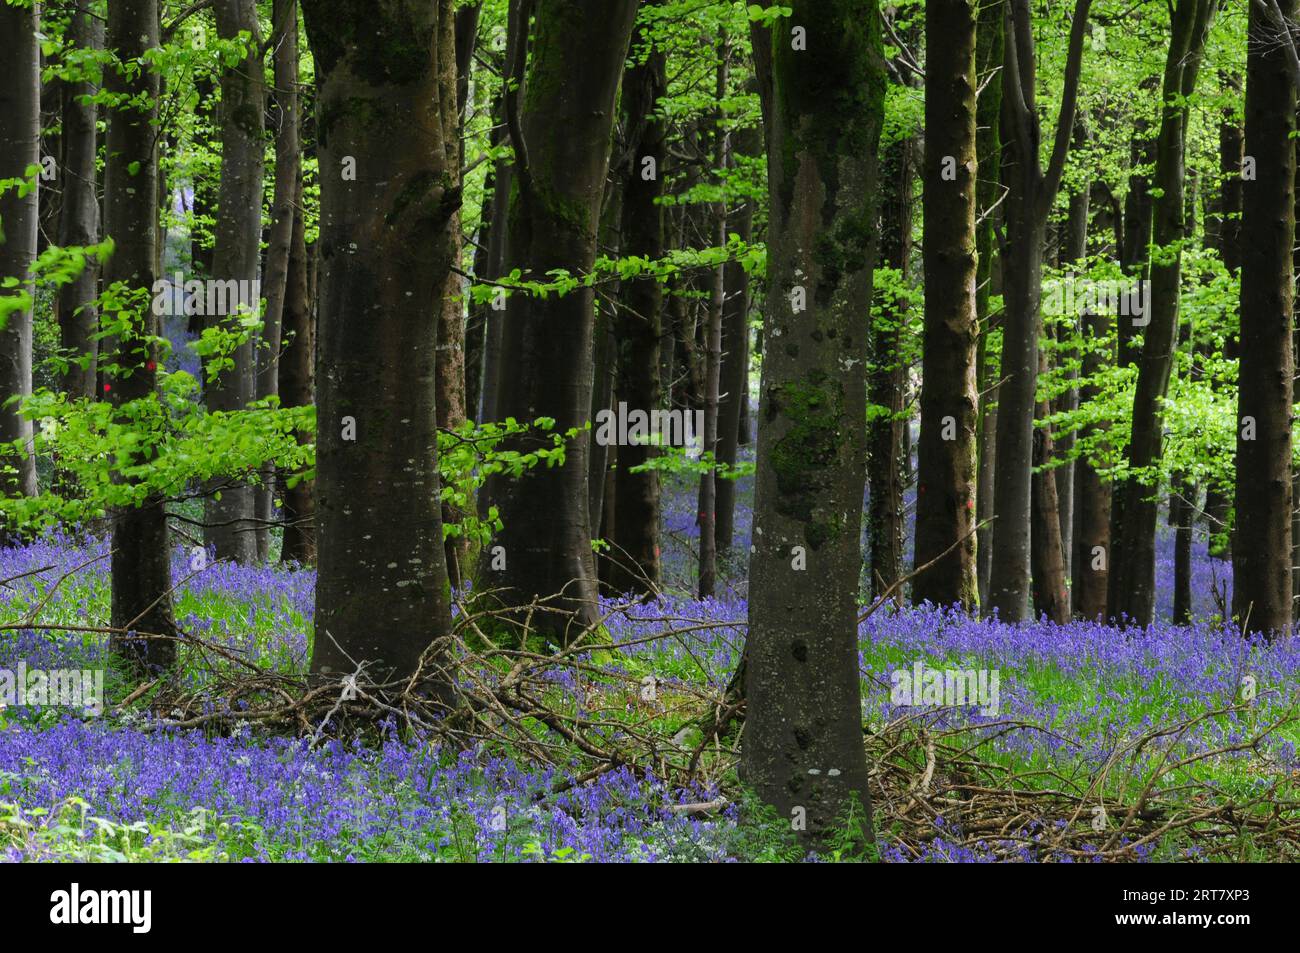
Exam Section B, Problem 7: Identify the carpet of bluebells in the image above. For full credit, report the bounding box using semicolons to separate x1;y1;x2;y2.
2;456;1297;862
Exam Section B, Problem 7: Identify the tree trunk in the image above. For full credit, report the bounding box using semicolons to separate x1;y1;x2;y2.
1109;0;1216;626
0;0;40;518
588;181;623;544
1172;480;1194;624
1031;336;1069;623
607;31;667;596
255;0;301;562
278;196;315;564
435;7;470;589
485;0;639;639
104;0;178;672
205;0;266;565
1292;156;1300;622
190;77;217;340
464;175;491;423
867;135;911;605
476;94;511;431
1055;120;1090;583
1234;0;1296;637
1203;106;1242;558
1071;183;1114;620
913;0;980;610
974;0;1003;609
56;6;103;403
697;43;729;600
742;2;885;849
303;0;459;689
988;0;1092;622
716;124;757;554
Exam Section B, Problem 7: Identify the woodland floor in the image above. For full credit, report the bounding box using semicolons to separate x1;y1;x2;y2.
1;464;1297;862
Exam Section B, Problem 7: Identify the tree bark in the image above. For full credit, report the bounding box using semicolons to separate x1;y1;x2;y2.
1031;334;1069;623
989;0;1092;622
256;0;302;562
56;6;103;403
1055;119;1090;583
1071;182;1114;619
1172;480;1194;624
974;0;1003;609
697;42;729;600
278;195;315;564
867;135;910;605
205;0;266;564
588;180;623;545
1234;0;1296;637
104;0;178;672
435;6;470;588
1109;0;1216;626
1203;106;1242;558
742;2;886;849
913;0;980;610
475;95;511;431
485;0;639;639
607;29;667;596
716;123;758;554
0;0;40;518
303;0;460;689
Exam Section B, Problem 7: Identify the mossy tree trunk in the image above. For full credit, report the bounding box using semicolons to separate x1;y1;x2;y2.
485;0;639;639
741;2;886;848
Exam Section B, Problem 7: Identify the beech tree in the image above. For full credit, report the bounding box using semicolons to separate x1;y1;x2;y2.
274;0;315;567
1233;0;1296;636
1108;0;1217;626
0;0;40;517
742;2;885;846
103;0;178;671
987;0;1091;622
974;0;1002;609
715;122;758;555
486;0;639;638
302;0;459;689
56;5;103;404
867;19;915;607
255;0;302;562
913;0;979;610
608;15;668;596
205;0;266;565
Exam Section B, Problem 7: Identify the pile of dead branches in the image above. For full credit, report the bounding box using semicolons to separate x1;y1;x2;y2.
95;591;746;795
866;702;1300;862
